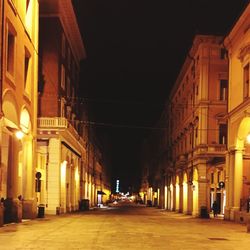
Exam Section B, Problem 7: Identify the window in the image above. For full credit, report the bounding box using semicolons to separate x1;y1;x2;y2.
211;173;214;184
6;26;16;76
196;55;199;65
219;124;227;145
24;47;31;95
244;64;249;99
67;47;71;69
191;63;195;78
195;127;198;146
220;79;228;100
62;33;66;58
25;0;32;35
66;76;70;98
220;48;227;59
217;172;221;183
61;64;65;89
60;98;66;117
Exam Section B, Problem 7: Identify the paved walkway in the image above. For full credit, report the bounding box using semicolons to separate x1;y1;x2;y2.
0;203;249;250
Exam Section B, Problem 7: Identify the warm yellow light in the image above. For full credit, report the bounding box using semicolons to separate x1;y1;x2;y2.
75;167;79;182
61;161;67;182
246;134;250;144
15;130;24;139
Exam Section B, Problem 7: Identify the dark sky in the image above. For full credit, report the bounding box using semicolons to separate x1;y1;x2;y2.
72;0;249;193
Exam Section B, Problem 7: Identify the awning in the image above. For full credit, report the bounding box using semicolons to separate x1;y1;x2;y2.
97;190;106;195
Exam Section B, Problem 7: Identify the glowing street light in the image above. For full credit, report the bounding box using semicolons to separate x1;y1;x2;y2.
6;126;25;140
15;130;24;140
246;134;250;144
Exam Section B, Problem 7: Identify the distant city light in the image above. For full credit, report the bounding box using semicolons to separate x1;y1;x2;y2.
116;179;120;193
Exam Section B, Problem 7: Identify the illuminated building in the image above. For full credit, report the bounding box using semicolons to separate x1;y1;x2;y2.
0;0;39;224
141;3;250;222
36;0;86;214
224;3;250;223
36;0;110;214
142;35;228;216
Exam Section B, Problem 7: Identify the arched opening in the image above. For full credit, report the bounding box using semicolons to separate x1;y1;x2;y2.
170;182;173;210
1;92;22;223
236;117;250;211
183;173;188;214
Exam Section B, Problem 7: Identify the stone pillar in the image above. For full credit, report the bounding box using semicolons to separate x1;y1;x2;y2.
22;135;36;219
172;184;176;211
187;170;193;215
5;136;23;223
47;138;61;214
198;163;208;208
224;151;233;220
231;149;243;220
225;148;243;221
179;181;183;213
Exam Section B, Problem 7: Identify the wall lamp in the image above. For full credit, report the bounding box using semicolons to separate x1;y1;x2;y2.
6;126;25;140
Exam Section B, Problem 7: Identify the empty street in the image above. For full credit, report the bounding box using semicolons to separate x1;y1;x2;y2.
0;202;250;250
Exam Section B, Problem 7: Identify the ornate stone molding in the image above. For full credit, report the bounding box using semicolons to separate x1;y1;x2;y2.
238;43;250;62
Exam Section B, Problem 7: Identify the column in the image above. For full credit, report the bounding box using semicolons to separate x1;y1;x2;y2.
224;151;233;220
232;149;243;218
22;135;36;219
47;138;61;214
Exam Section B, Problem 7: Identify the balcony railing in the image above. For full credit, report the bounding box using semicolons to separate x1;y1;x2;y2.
38;117;68;128
37;117;80;141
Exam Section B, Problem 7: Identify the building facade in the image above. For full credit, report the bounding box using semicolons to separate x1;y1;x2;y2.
36;0;87;214
0;0;39;224
141;35;229;217
0;0;111;225
224;3;250;223
36;0;111;215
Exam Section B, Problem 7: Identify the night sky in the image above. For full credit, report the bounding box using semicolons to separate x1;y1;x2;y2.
72;0;249;193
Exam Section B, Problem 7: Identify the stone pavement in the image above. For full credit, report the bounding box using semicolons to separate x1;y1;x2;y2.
0;203;249;250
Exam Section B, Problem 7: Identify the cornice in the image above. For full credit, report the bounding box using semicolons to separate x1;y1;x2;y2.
224;3;250;49
40;0;86;63
238;42;250;62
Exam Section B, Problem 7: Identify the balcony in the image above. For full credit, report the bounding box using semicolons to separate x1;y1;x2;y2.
38;117;68;128
37;117;80;141
193;143;227;157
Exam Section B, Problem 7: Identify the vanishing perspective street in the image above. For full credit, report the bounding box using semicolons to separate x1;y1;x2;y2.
0;202;249;250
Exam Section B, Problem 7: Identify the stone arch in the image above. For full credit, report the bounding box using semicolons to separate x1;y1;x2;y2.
183;172;188;214
236;116;250;149
234;116;250;210
20;106;31;134
2;89;19;127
